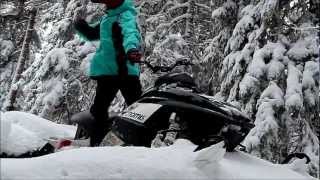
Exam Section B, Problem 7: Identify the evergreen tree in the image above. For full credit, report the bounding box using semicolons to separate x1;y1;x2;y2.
0;0;318;177
0;0;28;109
5;8;37;111
212;0;319;176
138;0;212;90
16;0;105;123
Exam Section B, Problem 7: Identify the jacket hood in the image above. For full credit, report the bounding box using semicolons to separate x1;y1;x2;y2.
106;0;135;16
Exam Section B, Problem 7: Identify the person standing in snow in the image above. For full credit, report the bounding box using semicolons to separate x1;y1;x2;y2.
72;0;143;146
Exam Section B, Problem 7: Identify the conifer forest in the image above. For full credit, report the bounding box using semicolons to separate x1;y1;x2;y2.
0;0;319;177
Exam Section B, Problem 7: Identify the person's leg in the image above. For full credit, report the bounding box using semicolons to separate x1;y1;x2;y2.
120;75;142;106
89;77;119;146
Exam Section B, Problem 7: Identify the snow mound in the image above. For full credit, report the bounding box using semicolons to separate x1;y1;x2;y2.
0;111;76;156
1;138;315;180
0;111;315;179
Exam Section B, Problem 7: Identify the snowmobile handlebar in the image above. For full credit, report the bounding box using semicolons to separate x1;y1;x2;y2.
140;59;194;73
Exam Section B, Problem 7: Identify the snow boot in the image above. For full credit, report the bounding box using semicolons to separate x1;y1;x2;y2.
71;110;112;146
71;110;96;139
89;120;112;147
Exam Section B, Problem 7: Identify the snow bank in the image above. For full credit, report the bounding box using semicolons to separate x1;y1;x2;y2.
0;111;76;156
1;139;314;180
0;112;315;179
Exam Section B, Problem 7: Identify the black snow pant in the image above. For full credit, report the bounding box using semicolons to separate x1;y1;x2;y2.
89;75;142;146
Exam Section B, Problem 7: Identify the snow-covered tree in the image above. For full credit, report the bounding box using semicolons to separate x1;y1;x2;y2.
0;0;318;177
0;0;34;110
211;0;319;176
15;0;106;123
138;0;213;91
0;38;14;109
1;0;106;122
200;0;237;95
4;8;37;111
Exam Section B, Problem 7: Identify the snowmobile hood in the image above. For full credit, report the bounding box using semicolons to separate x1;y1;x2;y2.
141;88;252;124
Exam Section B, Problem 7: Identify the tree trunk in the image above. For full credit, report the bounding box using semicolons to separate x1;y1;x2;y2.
4;9;37;111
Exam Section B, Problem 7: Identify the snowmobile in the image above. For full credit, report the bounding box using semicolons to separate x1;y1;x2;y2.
0;59;312;167
72;59;255;152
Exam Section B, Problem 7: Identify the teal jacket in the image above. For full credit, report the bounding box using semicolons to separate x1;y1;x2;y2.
83;0;141;77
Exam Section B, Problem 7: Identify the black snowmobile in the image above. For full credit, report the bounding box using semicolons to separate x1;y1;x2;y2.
73;59;255;152
1;59;312;165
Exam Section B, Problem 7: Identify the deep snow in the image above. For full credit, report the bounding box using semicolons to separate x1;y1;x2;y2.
0;111;76;156
0;111;316;180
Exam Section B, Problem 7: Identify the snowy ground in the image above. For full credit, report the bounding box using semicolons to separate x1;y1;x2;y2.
0;111;316;180
0;111;76;156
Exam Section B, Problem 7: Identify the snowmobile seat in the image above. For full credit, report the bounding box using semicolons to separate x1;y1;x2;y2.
154;72;198;90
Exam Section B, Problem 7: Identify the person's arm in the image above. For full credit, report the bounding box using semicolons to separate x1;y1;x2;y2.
74;19;100;41
119;10;142;54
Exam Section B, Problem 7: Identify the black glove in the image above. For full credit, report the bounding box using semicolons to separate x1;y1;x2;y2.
127;49;142;64
74;19;88;31
74;19;100;40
